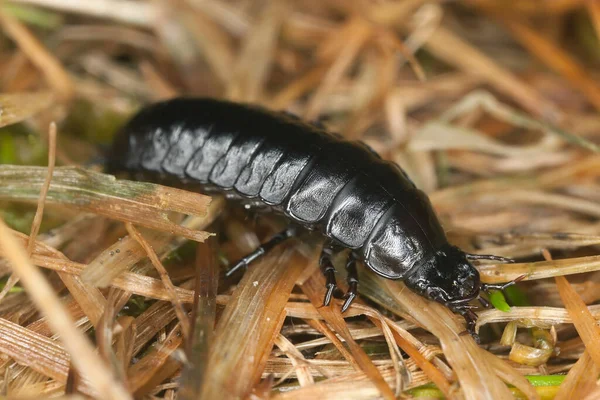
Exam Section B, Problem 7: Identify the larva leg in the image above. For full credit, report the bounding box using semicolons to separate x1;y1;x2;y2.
225;225;297;277
457;308;480;344
341;252;359;312
320;240;344;306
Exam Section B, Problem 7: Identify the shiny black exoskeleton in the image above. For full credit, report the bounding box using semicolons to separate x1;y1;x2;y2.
107;97;515;339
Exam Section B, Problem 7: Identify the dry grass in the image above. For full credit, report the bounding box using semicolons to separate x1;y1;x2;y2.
0;0;599;399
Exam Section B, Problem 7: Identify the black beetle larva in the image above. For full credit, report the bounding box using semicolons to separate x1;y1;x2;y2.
107;97;517;340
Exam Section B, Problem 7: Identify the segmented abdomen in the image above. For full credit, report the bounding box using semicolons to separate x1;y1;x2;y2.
107;98;437;256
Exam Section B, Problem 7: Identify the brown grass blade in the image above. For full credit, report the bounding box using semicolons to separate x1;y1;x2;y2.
127;323;183;396
81;196;222;287
96;289;126;386
81;228;168;288
304;318;360;370
22;252;197;303
479;254;600;283
130;301;177;357
268;65;329;110
178;7;234;86
199;248;306;399
372;315;454;397
283;300;363;320
555;350;599;399
274;334;315;387
114;316;136;383
4;228;108;326
57;272;107;328
272;368;424;400
139;61;178;100
0;91;54;128
431;156;600;209
0;231;199;306
0;274;20;304
27;122;57;256
0;10;73;99
555;274;600;367
0;317;70;383
352;265;535;398
10;0;158;27
125;223;190;339
476;305;600;329
0;218;131;399
584;382;600;399
0;166;212;242
381;279;520;400
496;14;600;113
481;350;541;400
366;0;427;26
227;0;285;102
342;306;444;392
19;297;88;339
468;232;600;260
342;38;400;140
34;125;109;327
265;356;420;380
0;317;95;398
304;18;372;120
438;90;599;154
179;239;219;399
300;273;396;400
411;121;549;156
423;25;559;122
588;0;600;40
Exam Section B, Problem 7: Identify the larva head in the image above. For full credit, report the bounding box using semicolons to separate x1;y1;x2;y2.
404;245;481;307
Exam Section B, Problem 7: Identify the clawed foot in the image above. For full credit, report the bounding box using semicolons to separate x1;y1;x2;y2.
321;278;358;312
457;307;480;344
322;270;345;306
340;281;358;312
320;247;360;312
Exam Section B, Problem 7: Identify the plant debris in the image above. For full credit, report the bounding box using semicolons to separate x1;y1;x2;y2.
0;1;599;399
